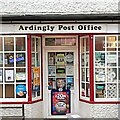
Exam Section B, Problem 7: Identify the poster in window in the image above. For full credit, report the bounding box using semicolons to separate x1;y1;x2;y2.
16;84;26;98
0;69;2;82
48;78;56;90
16;72;26;82
56;78;66;91
56;53;65;65
66;66;74;75
67;76;74;90
48;52;55;65
48;66;56;76
95;52;105;67
65;52;74;65
16;53;25;66
51;89;70;115
56;66;65;77
5;69;14;82
32;67;40;92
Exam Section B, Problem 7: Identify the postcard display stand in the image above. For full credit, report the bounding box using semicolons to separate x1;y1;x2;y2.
48;52;73;115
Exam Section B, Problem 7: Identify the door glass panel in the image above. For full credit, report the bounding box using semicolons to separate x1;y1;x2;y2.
48;52;74;91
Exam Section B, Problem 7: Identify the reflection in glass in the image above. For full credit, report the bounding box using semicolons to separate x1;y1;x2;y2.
0;84;3;98
86;38;89;51
4;37;14;51
31;37;35;51
16;37;25;51
86;83;90;97
81;54;85;66
0;69;3;82
45;37;76;46
118;52;120;66
107;36;117;51
36;38;40;52
81;68;85;81
45;38;55;46
118;36;120;51
5;84;14;98
0;53;3;67
81;83;85;96
36;53;40;66
119;84;120;98
81;38;85;52
95;37;105;51
32;53;35;66
0;37;3;51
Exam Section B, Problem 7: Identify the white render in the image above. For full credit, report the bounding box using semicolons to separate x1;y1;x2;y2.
0;102;119;118
0;0;119;16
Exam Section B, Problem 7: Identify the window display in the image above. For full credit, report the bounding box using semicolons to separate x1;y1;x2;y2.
0;35;28;102
48;52;74;90
94;35;119;100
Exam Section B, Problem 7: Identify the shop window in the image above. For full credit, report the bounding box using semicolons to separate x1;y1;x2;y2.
31;36;42;100
0;35;28;102
94;35;119;101
4;37;14;51
80;36;90;100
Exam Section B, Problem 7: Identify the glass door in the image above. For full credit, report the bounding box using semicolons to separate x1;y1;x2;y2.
47;51;75;116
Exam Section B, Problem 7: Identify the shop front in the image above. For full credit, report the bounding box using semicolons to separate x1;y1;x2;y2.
0;23;120;118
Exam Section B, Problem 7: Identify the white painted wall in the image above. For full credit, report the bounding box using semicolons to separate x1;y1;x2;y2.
0;102;44;118
78;102;119;118
0;0;119;15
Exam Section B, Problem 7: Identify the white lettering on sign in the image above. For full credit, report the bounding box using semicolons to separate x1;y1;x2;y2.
55;94;66;100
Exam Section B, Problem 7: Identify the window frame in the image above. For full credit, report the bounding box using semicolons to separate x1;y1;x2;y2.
0;35;28;103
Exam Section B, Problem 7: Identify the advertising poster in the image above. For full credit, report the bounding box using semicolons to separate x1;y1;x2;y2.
48;66;56;76
56;53;65;65
65;52;74;65
56;66;65;77
95;52;105;67
32;67;40;92
107;54;117;63
5;69;14;82
51;89;70;115
67;76;74;90
66;66;74;75
56;78;66;91
16;84;26;98
16;72;26;82
48;77;56;90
